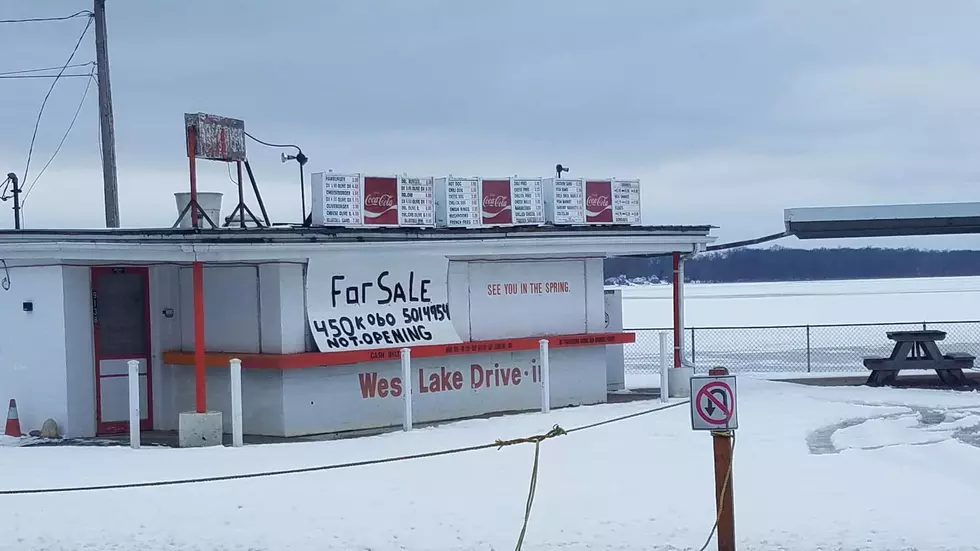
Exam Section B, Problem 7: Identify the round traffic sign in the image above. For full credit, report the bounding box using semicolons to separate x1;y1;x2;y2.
695;381;734;425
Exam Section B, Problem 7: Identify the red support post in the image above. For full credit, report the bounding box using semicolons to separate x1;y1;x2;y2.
187;124;207;413
672;251;681;368
193;261;206;412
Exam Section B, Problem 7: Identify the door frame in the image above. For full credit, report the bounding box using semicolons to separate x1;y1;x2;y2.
92;266;154;434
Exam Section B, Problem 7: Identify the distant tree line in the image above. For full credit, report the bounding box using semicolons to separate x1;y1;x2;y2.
603;247;980;283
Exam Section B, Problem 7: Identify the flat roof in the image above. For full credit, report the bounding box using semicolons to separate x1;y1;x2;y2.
0;224;716;262
784;202;980;239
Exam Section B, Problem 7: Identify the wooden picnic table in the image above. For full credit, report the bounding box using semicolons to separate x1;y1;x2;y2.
863;330;975;387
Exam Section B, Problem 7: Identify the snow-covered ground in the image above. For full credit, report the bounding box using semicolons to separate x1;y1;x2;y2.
4;378;980;550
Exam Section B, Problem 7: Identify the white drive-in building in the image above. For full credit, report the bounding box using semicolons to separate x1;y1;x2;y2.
0;224;713;441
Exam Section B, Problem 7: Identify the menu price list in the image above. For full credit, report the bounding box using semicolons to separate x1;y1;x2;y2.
399;178;435;226
320;174;362;226
512;179;545;224
613;180;641;224
551;179;585;224
444;178;481;227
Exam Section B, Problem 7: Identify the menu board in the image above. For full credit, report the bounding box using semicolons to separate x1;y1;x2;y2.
613;180;642;224
398;177;435;226
551;179;586;224
318;173;362;225
512;178;545;225
444;177;481;227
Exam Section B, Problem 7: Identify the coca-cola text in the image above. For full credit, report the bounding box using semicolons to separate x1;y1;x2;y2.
483;194;509;208
586;194;610;208
365;193;395;208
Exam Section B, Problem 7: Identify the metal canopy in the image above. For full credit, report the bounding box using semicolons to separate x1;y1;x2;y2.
785;202;980;239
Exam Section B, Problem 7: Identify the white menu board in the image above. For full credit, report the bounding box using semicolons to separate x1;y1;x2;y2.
398;177;435;226
512;178;545;225
317;173;361;225
444;177;481;227
551;179;586;224
613;180;641;224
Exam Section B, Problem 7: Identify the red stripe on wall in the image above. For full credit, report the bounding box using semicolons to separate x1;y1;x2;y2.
163;332;635;370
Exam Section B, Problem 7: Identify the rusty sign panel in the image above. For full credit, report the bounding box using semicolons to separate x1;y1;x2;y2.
184;112;246;162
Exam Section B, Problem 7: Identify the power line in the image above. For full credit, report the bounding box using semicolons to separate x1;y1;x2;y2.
22;73;97;206
0;10;92;24
0;73;94;80
21;14;94;198
0;62;94;76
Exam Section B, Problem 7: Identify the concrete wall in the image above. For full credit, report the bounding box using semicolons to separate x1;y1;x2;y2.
171;367;284;436
160;262;302;431
0;265;71;436
62;267;96;437
0;256;612;438
160;257;612;436
178;266;261;353
168;346;605;437
151;265;182;431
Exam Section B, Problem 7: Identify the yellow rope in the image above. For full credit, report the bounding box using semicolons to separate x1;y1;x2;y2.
493;424;567;551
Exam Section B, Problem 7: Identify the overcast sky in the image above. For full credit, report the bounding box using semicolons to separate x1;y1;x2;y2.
1;0;979;249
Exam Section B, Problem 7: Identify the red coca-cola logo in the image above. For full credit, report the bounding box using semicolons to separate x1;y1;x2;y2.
363;176;398;225
481;179;513;225
483;195;509;208
586;194;610;208
365;193;395;208
585;180;613;223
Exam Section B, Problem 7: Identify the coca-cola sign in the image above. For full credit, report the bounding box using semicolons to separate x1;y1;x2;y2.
585;180;613;223
363;176;399;225
481;179;513;225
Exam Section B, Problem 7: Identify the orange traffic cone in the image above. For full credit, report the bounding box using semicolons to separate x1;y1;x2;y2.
4;399;21;437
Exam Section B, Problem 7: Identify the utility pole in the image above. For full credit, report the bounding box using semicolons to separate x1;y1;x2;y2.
94;0;120;228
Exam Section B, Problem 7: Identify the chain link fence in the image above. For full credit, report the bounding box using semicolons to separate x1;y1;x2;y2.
626;320;980;377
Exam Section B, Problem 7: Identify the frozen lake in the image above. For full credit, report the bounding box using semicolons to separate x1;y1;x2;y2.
619;276;980;379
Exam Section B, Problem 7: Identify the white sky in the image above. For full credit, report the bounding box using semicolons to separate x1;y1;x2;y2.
1;0;979;249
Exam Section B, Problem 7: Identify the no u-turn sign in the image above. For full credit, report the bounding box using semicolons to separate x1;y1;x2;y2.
690;375;738;431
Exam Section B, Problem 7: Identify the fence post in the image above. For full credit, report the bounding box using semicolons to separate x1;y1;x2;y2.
805;325;811;373
401;348;413;431
922;321;927;330
659;331;670;403
127;360;140;450
230;358;243;447
689;327;696;369
539;339;551;414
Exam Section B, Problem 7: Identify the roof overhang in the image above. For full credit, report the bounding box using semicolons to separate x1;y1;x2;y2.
0;225;716;262
785;202;980;239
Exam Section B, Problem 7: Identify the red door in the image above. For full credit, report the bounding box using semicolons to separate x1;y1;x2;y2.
92;267;153;434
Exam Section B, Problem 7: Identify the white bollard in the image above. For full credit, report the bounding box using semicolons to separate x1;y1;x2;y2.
401;348;413;431
539;339;551;414
659;331;670;403
230;358;243;447
127;359;140;449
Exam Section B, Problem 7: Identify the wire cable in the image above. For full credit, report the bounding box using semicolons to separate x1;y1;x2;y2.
244;131;300;152
20;14;94;197
0;400;688;495
0;73;93;80
0;62;94;76
0;10;92;24
22;72;96;205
